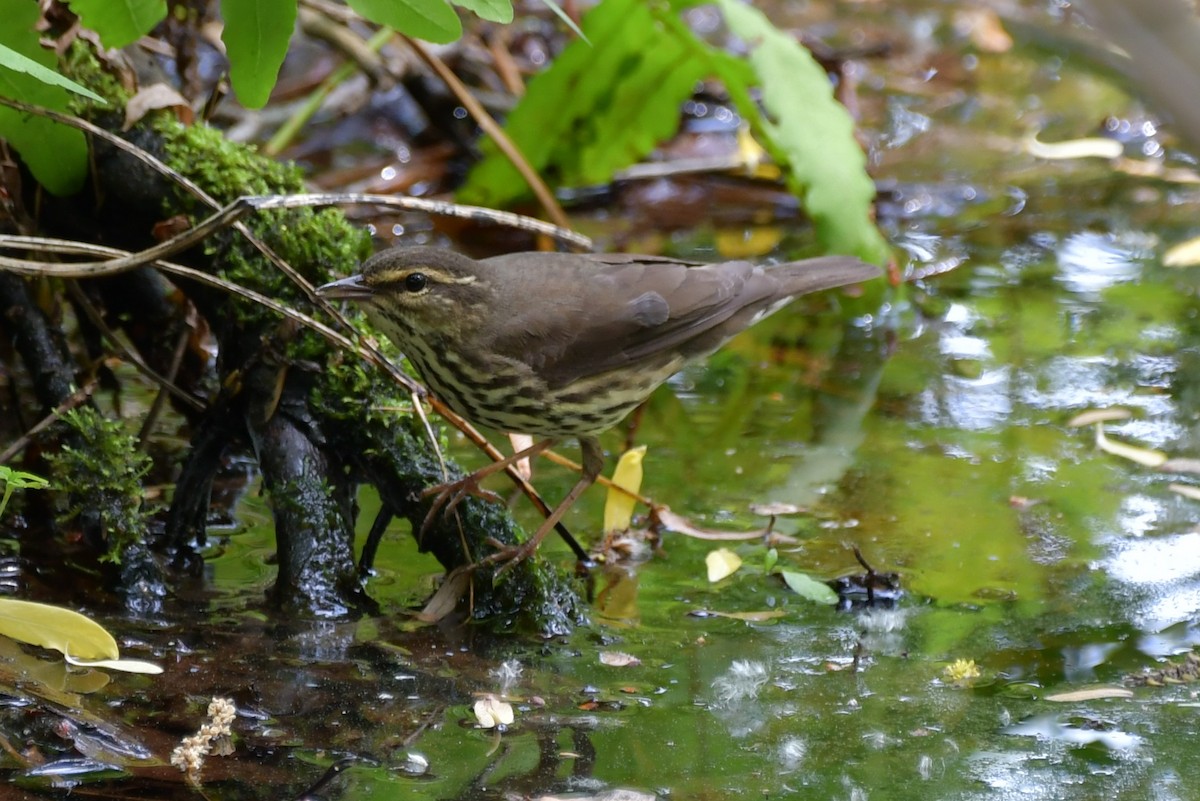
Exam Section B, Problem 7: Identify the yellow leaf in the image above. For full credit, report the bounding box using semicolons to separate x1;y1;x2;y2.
1094;424;1167;467
603;446;646;533
0;599;119;660
1065;408;1131;427
1025;134;1123;161
714;226;784;260
706;548;743;582
735;126;780;180
1164;236;1200;267
1169;483;1200;501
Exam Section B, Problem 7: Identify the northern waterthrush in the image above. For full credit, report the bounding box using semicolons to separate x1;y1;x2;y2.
317;246;879;568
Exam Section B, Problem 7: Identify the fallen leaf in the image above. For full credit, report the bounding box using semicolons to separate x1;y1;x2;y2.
1168;483;1200;501
473;694;514;728
1095;425;1167;467
1066;408;1132;427
1160;458;1200;474
604;446;647;533
1164;235;1200;267
706;548;742;582
599;651;641;667
124;82;191;130
1045;687;1134;702
780;571;838;605
508;433;534;480
654;507;766;540
415;566;473;623
749;502;804;517
1026;134;1123;161
1008;496;1041;510
695;609;787;622
0;599;118;660
955;7;1013;52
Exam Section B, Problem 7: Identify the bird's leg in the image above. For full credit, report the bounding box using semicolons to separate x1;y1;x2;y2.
484;436;605;575
359;505;396;577
419;438;556;538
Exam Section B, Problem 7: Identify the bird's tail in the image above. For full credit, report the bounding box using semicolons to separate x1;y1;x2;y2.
776;257;881;296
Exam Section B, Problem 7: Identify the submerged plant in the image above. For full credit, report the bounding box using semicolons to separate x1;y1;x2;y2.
44;408;152;559
0;465;49;520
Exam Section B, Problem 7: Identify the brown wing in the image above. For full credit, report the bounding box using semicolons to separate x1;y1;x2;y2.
479;252;780;388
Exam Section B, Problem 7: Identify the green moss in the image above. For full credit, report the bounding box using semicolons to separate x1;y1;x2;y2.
155;120;309;198
150;117;372;358
45;408;152;560
154;119;372;282
61;41;130;111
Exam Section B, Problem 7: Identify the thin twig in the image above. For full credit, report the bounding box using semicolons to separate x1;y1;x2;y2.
540;449;651;505
138;322;194;448
488;28;526;97
0;380;99;464
0;192;590;280
298;6;390;84
403;36;573;233
64;280;205;413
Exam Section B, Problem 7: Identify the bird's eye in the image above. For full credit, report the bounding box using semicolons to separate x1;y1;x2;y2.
404;272;428;293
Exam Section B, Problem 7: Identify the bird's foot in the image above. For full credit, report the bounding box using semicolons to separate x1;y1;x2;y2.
479;536;541;578
418;474;505;538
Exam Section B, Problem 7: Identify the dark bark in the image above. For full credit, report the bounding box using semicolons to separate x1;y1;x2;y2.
338;412;584;633
0;273;76;413
249;384;371;618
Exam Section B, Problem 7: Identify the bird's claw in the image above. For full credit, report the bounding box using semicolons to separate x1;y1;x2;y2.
418;475;505;538
479;536;538;578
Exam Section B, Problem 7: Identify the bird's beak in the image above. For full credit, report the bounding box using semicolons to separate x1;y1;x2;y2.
316;274;373;301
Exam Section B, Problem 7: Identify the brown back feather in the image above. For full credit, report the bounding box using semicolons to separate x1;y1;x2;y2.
479;252;877;388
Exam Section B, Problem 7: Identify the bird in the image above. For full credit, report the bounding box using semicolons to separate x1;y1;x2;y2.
317;246;879;572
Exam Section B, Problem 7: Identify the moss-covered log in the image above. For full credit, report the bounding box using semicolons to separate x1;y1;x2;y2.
0;50;585;631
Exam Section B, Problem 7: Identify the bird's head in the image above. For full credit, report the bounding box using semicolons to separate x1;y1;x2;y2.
317;247;491;348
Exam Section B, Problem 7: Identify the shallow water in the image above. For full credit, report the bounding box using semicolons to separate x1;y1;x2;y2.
11;1;1200;798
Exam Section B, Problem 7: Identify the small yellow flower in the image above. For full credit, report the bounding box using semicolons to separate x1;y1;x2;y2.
943;658;982;687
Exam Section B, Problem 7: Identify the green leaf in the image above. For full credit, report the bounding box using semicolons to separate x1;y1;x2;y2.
0;599;120;660
63;0;167;49
780;570;838;605
459;0;706;207
0;43;106;103
0;2;88;195
532;0;587;43
0;466;50;490
221;0;298;108
711;0;889;263
763;547;778;574
348;0;462;43
451;0;512;24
